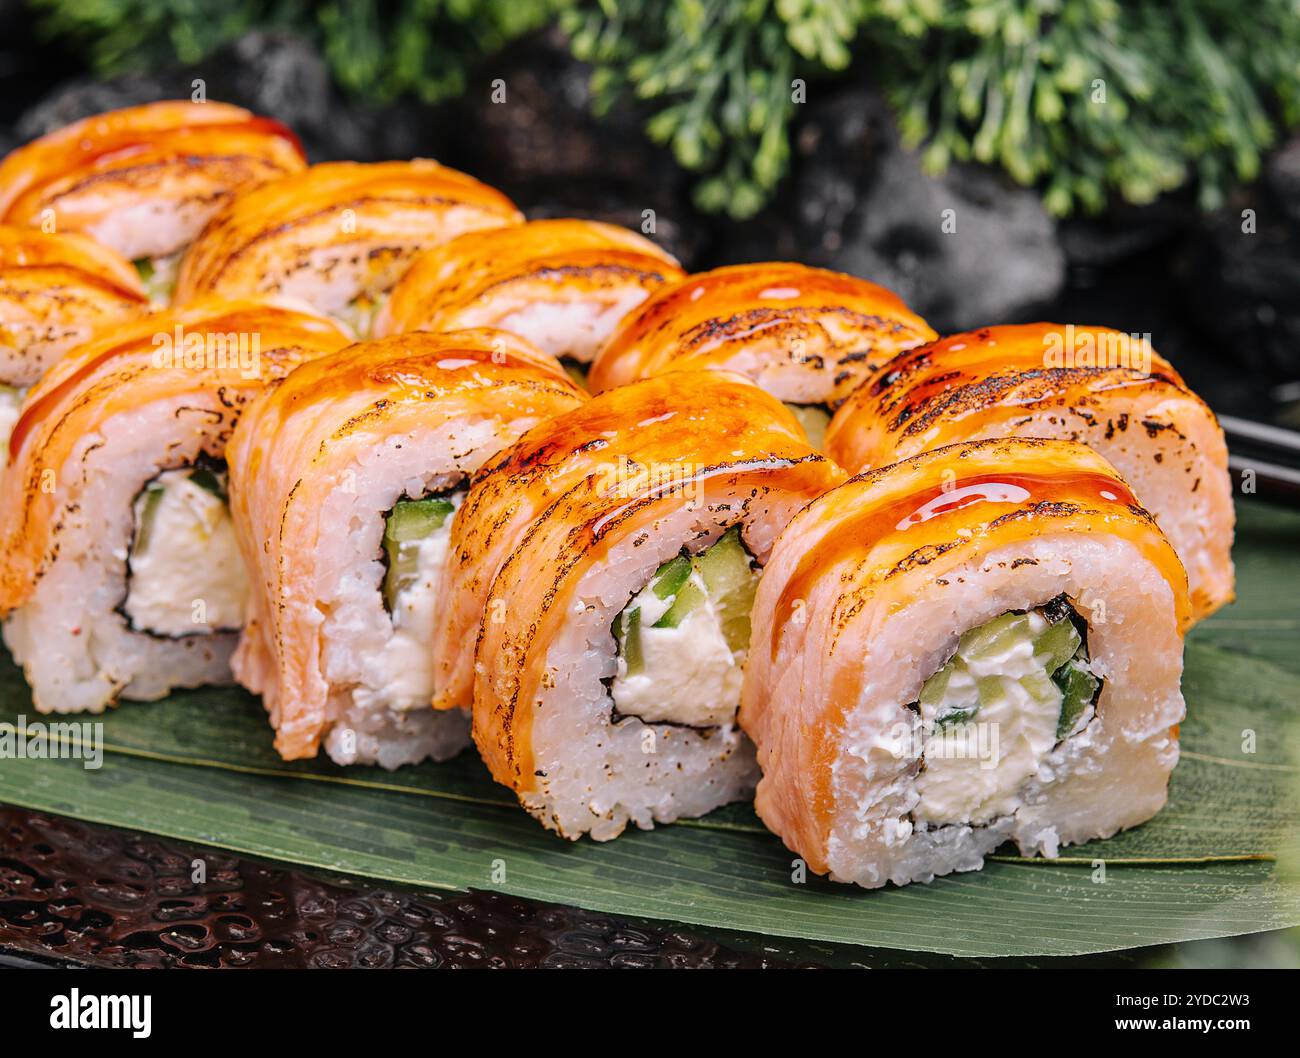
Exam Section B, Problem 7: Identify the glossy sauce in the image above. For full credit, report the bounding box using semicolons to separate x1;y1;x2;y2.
589;263;937;398
872;325;1182;430
610;265;913;356
173;162;522;301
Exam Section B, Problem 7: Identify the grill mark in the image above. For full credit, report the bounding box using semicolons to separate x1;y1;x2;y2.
189;192;515;291
892;367;1160;437
475;261;670;298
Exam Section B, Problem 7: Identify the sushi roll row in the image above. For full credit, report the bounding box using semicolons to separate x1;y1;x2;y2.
0;101;1236;889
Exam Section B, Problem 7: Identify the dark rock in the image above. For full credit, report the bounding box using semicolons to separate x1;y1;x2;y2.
195;33;439;163
14;74;175;140
1184;182;1300;383
452;29;709;267
1057;198;1194;269
0;0;83;143
1265;133;1300;228
720;85;1066;333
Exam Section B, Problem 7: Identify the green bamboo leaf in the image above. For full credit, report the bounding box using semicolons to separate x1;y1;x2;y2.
0;501;1296;957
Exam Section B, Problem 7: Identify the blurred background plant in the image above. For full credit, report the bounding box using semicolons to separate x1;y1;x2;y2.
28;0;1300;220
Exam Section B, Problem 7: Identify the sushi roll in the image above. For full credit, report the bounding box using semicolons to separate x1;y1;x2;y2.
453;372;845;839
226;329;585;768
173;161;523;337
0;226;148;463
0;301;350;713
741;437;1190;889
825;324;1234;622
0;101;306;303
586;262;935;446
374;218;685;383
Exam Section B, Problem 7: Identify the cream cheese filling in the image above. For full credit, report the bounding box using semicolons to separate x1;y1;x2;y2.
355;490;463;713
912;603;1099;827
611;569;744;727
611;527;759;728
125;467;248;636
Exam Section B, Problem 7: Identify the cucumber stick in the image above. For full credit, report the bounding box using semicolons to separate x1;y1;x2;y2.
382;497;455;608
615;607;644;676
695;526;759;653
1033;617;1080;673
615;526;759;662
651;556;692;601
655;579;706;628
1053;659;1100;738
918;606;1097;741
133;484;166;554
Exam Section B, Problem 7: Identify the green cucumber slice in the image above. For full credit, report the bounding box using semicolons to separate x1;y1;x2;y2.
1054;659;1099;738
919;656;960;712
386;497;455;542
1018;669;1060;708
615;606;644;676
382;497;456;608
654;578;706;628
132;483;166;555
958;611;1030;658
695;527;748;595
133;257;155;284
696;526;759;654
651;554;692;600
613;525;760;665
975;674;1009;712
1033;617;1081;675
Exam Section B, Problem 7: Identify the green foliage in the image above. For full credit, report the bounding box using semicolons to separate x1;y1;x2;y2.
27;0;1300;217
30;0;564;104
565;0;869;217
882;0;1300;213
317;0;560;102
